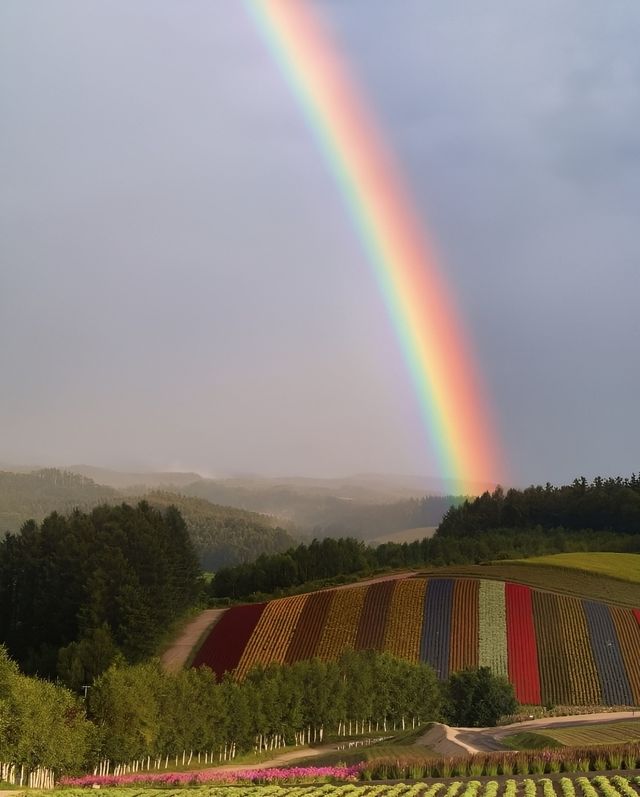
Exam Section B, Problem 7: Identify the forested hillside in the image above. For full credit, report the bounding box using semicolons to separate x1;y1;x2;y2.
0;502;200;683
143;491;296;570
0;469;297;570
184;478;461;538
0;469;118;533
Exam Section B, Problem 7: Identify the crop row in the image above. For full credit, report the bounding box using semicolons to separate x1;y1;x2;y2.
234;594;308;679
383;577;427;662
54;775;640;796
365;742;640;779
478;580;507;678
449;578;479;672
194;578;640;706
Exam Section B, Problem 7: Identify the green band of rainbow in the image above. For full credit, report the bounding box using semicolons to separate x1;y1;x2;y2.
245;0;504;493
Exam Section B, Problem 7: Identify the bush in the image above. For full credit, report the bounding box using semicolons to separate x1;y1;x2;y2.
444;667;518;727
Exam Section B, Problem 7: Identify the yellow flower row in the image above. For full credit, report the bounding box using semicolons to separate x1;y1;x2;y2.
315;585;367;660
560;596;601;705
383;578;428;663
234;593;310;679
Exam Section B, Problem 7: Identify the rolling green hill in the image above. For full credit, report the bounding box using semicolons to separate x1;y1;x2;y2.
0;468;118;533
141;491;296;570
0;468;297;570
184;477;460;538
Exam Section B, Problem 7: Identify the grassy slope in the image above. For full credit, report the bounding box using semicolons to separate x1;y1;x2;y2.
543;719;640;747
503;720;640;749
510;553;640;583
413;558;640;607
501;732;563;750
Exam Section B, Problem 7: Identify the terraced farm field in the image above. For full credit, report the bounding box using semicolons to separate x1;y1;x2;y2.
192;577;640;706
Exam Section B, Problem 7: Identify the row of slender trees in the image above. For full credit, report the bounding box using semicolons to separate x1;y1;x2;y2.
0;647;449;772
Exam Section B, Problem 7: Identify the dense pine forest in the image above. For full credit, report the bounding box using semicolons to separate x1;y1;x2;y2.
0;502;201;682
438;476;640;537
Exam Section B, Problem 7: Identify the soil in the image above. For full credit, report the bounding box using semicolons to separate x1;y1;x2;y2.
160;609;226;673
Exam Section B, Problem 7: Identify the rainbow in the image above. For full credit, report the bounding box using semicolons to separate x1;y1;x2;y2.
245;0;503;493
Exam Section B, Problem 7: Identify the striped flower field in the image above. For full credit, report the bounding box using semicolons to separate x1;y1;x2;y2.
192;577;640;706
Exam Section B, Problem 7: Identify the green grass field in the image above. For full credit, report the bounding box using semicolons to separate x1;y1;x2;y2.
503;720;640;749
501;732;564;750
510;553;640;583
543;719;640;747
413;555;640;607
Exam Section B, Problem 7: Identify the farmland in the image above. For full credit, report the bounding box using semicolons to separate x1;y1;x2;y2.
504;720;640;749
192;576;640;707
411;560;640;609
44;775;640;796
510;554;640;584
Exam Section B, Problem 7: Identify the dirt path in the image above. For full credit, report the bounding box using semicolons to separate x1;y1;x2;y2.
161;609;225;673
212;744;338;772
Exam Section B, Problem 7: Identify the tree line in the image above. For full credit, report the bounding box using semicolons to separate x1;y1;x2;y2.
0;645;513;773
210;526;638;600
438;475;640;537
0;502;201;683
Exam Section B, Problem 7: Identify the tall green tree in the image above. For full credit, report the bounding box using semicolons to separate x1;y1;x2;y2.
444;666;517;727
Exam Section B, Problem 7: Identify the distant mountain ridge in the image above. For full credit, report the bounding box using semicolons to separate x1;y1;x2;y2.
0;468;118;532
0;464;464;556
0;468;295;570
67;464;204;490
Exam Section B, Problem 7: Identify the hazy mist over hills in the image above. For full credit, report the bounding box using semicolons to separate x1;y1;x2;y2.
0;465;461;559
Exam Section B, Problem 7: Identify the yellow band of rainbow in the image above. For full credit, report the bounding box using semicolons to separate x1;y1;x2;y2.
246;0;504;493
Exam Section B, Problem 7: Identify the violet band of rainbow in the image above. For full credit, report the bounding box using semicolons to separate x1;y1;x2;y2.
245;0;504;493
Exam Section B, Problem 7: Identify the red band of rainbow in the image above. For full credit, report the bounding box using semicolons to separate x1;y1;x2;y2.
245;1;503;492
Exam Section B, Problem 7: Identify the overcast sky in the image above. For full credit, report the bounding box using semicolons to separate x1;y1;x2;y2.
1;1;639;487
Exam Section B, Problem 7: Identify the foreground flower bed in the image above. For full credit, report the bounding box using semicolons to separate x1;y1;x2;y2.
363;743;640;780
47;774;640;796
59;764;363;787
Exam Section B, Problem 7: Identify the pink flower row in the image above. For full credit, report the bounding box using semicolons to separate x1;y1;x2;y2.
60;764;364;787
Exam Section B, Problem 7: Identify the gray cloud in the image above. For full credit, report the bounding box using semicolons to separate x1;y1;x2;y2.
1;0;639;485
